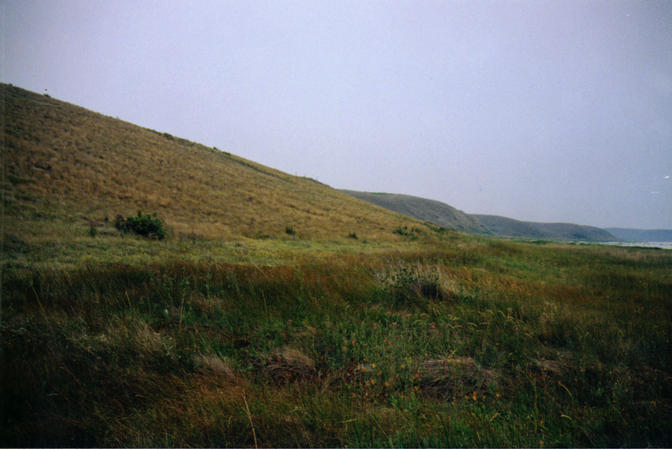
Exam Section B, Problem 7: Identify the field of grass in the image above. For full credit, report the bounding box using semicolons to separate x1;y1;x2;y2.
2;83;671;447
3;228;671;447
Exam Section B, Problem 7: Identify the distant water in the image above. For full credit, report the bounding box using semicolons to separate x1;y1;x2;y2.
603;241;672;250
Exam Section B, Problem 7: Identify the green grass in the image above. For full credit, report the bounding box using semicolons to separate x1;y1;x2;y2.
3;236;671;447
2;82;671;447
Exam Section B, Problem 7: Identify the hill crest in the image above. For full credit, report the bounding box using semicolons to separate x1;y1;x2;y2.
1;84;427;241
341;190;486;233
340;187;616;242
472;214;616;242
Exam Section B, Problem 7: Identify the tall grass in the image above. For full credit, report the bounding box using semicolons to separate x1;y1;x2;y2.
2;241;671;447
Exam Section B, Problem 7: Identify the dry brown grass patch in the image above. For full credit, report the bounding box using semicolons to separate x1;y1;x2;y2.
2;83;427;241
416;356;498;398
193;353;236;380
255;346;316;385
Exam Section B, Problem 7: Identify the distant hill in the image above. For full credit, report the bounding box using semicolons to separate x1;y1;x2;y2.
340;190;487;233
474;215;617;242
606;228;672;242
1;84;429;241
341;189;616;242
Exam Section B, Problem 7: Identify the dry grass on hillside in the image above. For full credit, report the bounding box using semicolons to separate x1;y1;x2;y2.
1;84;423;240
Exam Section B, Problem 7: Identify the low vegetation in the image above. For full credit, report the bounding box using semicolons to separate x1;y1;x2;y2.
2;234;671;447
2;84;671;447
114;211;167;240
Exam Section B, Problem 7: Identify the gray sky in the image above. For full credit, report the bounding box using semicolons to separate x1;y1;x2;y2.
3;0;671;228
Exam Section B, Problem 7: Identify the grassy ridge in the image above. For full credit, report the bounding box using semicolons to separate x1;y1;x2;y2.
3;237;671;446
1;83;422;241
339;190;617;242
473;215;616;242
341;190;486;234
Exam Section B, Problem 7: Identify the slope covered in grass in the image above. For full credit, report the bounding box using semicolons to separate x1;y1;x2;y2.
2;83;671;447
1;84;422;241
341;189;616;242
341;190;486;233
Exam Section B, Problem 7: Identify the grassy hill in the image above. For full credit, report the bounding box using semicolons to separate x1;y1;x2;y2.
341;190;486;233
340;189;615;242
2;84;671;447
474;215;617;242
606;228;672;242
1;84;428;243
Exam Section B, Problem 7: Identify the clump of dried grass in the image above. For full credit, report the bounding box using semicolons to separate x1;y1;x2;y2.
416;356;498;398
534;359;565;376
192;353;235;379
255;347;316;385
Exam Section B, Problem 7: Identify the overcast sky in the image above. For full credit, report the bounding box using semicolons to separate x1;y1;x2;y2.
3;0;671;228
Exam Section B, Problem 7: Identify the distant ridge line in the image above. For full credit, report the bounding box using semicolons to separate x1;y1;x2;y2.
342;190;617;242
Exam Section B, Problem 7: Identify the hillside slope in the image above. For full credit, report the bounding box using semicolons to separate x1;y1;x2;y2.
1;84;426;241
340;188;615;242
474;214;617;242
341;190;486;233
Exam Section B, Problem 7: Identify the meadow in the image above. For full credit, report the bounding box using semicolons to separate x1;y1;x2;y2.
2;222;671;447
2;83;671;446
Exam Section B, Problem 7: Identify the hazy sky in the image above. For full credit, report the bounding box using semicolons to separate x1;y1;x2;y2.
3;0;671;228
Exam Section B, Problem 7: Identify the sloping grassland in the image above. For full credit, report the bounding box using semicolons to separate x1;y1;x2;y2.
1;84;422;241
341;190;486;234
473;214;616;242
2;84;671;447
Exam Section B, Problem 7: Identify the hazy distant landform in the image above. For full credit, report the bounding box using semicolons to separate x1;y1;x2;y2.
340;190;487;234
606;228;672;242
472;214;617;242
342;190;620;242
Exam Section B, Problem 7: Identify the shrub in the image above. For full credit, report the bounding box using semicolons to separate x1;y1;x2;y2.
348;232;358;239
285;226;296;236
114;211;167;240
383;264;443;305
393;225;418;241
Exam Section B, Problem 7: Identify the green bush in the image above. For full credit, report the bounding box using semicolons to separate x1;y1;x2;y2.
393;225;419;240
115;211;167;240
383;264;442;305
